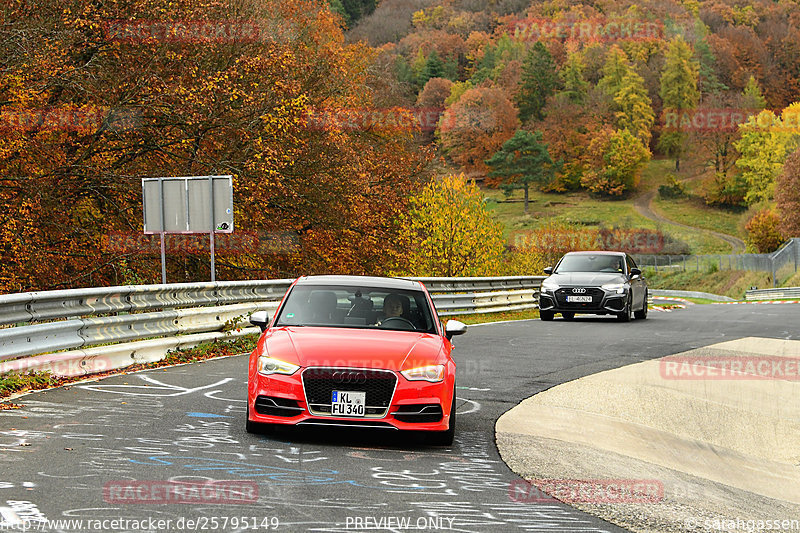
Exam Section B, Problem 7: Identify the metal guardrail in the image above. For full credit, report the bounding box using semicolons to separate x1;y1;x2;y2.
412;276;544;316
745;287;800;301
0;276;544;378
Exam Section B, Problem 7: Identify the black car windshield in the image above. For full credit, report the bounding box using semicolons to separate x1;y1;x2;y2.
555;255;625;274
273;285;437;333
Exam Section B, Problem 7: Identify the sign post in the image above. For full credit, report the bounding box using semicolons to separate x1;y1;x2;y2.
142;175;234;283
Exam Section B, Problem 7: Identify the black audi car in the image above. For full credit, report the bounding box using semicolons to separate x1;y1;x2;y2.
538;251;648;321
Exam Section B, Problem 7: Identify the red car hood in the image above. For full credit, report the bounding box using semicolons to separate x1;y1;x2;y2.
264;327;445;371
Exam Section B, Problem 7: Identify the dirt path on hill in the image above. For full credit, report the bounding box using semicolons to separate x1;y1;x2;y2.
634;191;746;253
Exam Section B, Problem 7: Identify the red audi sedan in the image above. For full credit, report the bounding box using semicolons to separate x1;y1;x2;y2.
246;275;467;445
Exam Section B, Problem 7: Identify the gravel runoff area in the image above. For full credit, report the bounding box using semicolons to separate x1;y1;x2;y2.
496;337;800;533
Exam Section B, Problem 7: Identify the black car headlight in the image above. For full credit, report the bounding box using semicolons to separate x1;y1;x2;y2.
601;282;629;295
540;280;560;292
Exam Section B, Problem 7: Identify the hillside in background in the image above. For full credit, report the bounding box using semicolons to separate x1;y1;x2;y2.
344;0;800;254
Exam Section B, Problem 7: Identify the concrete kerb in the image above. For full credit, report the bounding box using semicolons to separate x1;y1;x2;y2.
496;336;800;531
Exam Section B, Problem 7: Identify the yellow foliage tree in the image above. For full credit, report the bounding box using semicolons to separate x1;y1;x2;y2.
392;174;505;277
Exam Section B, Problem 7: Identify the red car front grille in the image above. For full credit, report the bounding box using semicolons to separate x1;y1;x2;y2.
302;367;397;417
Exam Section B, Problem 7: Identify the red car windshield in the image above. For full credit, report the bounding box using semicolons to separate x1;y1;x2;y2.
274;285;437;333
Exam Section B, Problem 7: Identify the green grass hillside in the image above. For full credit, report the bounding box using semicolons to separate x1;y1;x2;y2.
485;157;747;256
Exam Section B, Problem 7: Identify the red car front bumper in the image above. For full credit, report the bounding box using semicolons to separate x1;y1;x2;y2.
247;368;454;432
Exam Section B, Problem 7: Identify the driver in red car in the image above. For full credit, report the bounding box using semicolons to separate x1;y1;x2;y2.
379;293;404;323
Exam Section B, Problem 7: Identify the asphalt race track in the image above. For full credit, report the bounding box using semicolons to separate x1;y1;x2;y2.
2;303;799;533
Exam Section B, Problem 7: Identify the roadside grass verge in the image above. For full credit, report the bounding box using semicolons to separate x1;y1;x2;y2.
645;269;772;300
683;297;719;305
783;270;800;287
0;333;259;402
446;308;539;325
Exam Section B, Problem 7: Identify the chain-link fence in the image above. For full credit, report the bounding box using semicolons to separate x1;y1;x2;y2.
633;238;800;287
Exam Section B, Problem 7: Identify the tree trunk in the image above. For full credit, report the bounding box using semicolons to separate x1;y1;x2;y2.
675;157;680;172
524;184;529;214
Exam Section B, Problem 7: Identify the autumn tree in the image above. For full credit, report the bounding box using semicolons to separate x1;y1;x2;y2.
742;76;767;111
658;36;700;171
538;100;612;192
614;69;655;146
559;51;589;105
393;174;505;277
515;42;560;123
419;49;445;87
411;47;428;85
416;77;452;141
598;45;630;98
485;130;559;214
445;80;472;106
438;87;519;173
734;106;800;204
693;20;728;96
776;146;800;238
581;129;650;196
471;33;525;84
0;0;431;291
745;209;785;253
707;26;768;91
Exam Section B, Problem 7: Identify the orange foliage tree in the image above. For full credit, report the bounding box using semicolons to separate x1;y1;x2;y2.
776;147;800;238
0;0;431;291
437;87;518;174
745;209;785;253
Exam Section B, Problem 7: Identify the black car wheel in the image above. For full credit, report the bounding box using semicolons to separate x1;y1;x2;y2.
616;296;633;322
429;384;456;446
562;312;575;320
540;310;554;321
634;290;648;320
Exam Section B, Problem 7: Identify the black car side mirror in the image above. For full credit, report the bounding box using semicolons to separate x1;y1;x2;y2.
543;267;553;275
630;267;642;277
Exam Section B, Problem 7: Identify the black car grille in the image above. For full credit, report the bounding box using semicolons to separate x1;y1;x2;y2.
302;367;397;417
554;288;604;309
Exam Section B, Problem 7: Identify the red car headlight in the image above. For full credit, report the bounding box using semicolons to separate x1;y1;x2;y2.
401;365;445;382
257;356;300;376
